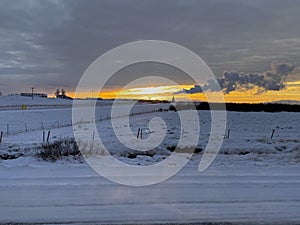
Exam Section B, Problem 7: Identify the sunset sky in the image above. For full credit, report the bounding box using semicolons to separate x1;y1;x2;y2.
0;0;299;103
68;80;300;103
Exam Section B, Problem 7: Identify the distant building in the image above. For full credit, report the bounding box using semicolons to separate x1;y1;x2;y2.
20;93;47;98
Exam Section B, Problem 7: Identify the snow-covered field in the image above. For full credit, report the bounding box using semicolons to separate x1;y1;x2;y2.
0;95;76;109
0;97;300;224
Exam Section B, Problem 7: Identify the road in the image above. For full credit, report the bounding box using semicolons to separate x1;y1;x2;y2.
0;159;300;224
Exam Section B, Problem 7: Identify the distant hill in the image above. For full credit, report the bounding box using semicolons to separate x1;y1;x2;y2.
0;95;148;110
0;95;73;109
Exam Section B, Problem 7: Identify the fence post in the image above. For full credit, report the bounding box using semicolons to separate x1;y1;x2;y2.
43;130;45;143
271;129;275;139
46;130;51;142
137;128;140;139
140;128;143;139
24;123;28;132
41;122;44;130
227;129;231;139
0;131;3;143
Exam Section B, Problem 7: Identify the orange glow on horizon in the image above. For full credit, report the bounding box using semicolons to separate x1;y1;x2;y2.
66;81;300;103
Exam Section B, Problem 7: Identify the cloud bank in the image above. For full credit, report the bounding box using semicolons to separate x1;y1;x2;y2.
175;63;296;95
0;0;300;94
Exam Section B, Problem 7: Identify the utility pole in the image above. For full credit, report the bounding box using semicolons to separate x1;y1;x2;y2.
31;87;35;100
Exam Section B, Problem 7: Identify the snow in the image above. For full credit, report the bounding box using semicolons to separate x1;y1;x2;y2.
1;158;300;224
0;95;131;109
0;95;74;108
0;101;169;136
0;99;300;223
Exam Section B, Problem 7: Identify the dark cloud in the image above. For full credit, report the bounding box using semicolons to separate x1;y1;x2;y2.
176;63;296;94
175;85;203;94
0;0;300;94
271;62;295;75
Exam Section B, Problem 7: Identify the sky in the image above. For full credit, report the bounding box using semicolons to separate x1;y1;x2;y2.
0;0;299;102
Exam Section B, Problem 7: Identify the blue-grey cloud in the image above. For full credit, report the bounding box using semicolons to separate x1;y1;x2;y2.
176;63;296;94
0;0;300;94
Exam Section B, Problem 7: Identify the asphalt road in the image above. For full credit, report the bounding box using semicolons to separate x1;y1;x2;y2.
0;162;300;224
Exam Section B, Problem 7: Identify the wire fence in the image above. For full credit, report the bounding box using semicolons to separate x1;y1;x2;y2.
0;121;68;135
0;104;299;145
0;104;169;139
197;126;300;141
